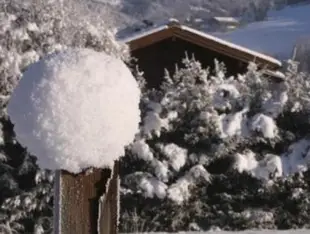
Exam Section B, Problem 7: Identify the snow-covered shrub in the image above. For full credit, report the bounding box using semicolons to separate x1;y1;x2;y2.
120;54;310;232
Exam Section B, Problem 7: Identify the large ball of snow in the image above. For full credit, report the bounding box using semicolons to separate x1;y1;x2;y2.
7;48;140;173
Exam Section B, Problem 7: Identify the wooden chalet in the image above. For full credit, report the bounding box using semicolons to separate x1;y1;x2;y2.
208;17;240;32
119;19;283;88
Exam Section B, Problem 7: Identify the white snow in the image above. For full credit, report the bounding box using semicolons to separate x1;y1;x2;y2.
215;4;310;59
7;48;140;173
0;13;16;35
234;151;258;174
253;154;283;179
281;139;310;175
180;25;281;66
218;109;249;138
262;83;288;118
251;114;278;138
139;177;167;199
161;143;187;171
213;17;239;23
131;139;154;161
0;152;7;162
26;22;39;32
218;111;278;140
234;151;283;180
167;165;211;204
152;159;169;182
11;28;30;41
167;177;192;204
143;110;169;137
20;50;40;69
212;83;240;111
233;138;310;180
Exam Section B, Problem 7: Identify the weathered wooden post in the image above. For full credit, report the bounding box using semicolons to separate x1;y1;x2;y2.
7;49;140;234
54;161;119;234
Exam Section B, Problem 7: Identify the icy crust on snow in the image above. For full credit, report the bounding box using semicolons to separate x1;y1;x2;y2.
7;48;140;173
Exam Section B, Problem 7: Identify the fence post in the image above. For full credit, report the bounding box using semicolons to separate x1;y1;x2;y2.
98;160;119;234
54;161;119;234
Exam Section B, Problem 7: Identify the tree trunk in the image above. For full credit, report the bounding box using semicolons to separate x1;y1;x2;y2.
54;161;119;234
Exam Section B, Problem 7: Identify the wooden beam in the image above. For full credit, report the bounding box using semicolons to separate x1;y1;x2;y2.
128;29;173;51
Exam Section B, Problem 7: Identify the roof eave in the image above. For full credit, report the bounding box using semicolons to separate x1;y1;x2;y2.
124;24;282;70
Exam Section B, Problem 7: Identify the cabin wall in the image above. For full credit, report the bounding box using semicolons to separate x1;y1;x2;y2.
130;37;248;88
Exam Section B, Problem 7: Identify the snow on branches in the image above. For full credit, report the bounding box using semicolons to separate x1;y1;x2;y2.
123;54;310;207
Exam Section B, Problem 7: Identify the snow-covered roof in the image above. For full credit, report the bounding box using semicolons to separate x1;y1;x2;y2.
212;17;239;24
119;25;168;45
119;18;282;69
180;25;281;67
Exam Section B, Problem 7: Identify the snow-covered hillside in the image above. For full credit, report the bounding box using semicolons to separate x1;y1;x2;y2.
214;3;310;59
101;0;295;30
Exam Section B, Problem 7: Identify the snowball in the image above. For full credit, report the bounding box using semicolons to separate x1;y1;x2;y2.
8;48;140;173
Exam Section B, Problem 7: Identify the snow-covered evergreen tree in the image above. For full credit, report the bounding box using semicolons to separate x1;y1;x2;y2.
120;55;310;232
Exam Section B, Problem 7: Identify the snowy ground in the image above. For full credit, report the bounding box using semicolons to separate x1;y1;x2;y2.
125;231;309;234
214;3;310;59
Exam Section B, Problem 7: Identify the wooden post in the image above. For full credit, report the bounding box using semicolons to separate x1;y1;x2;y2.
54;161;120;234
98;161;119;234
